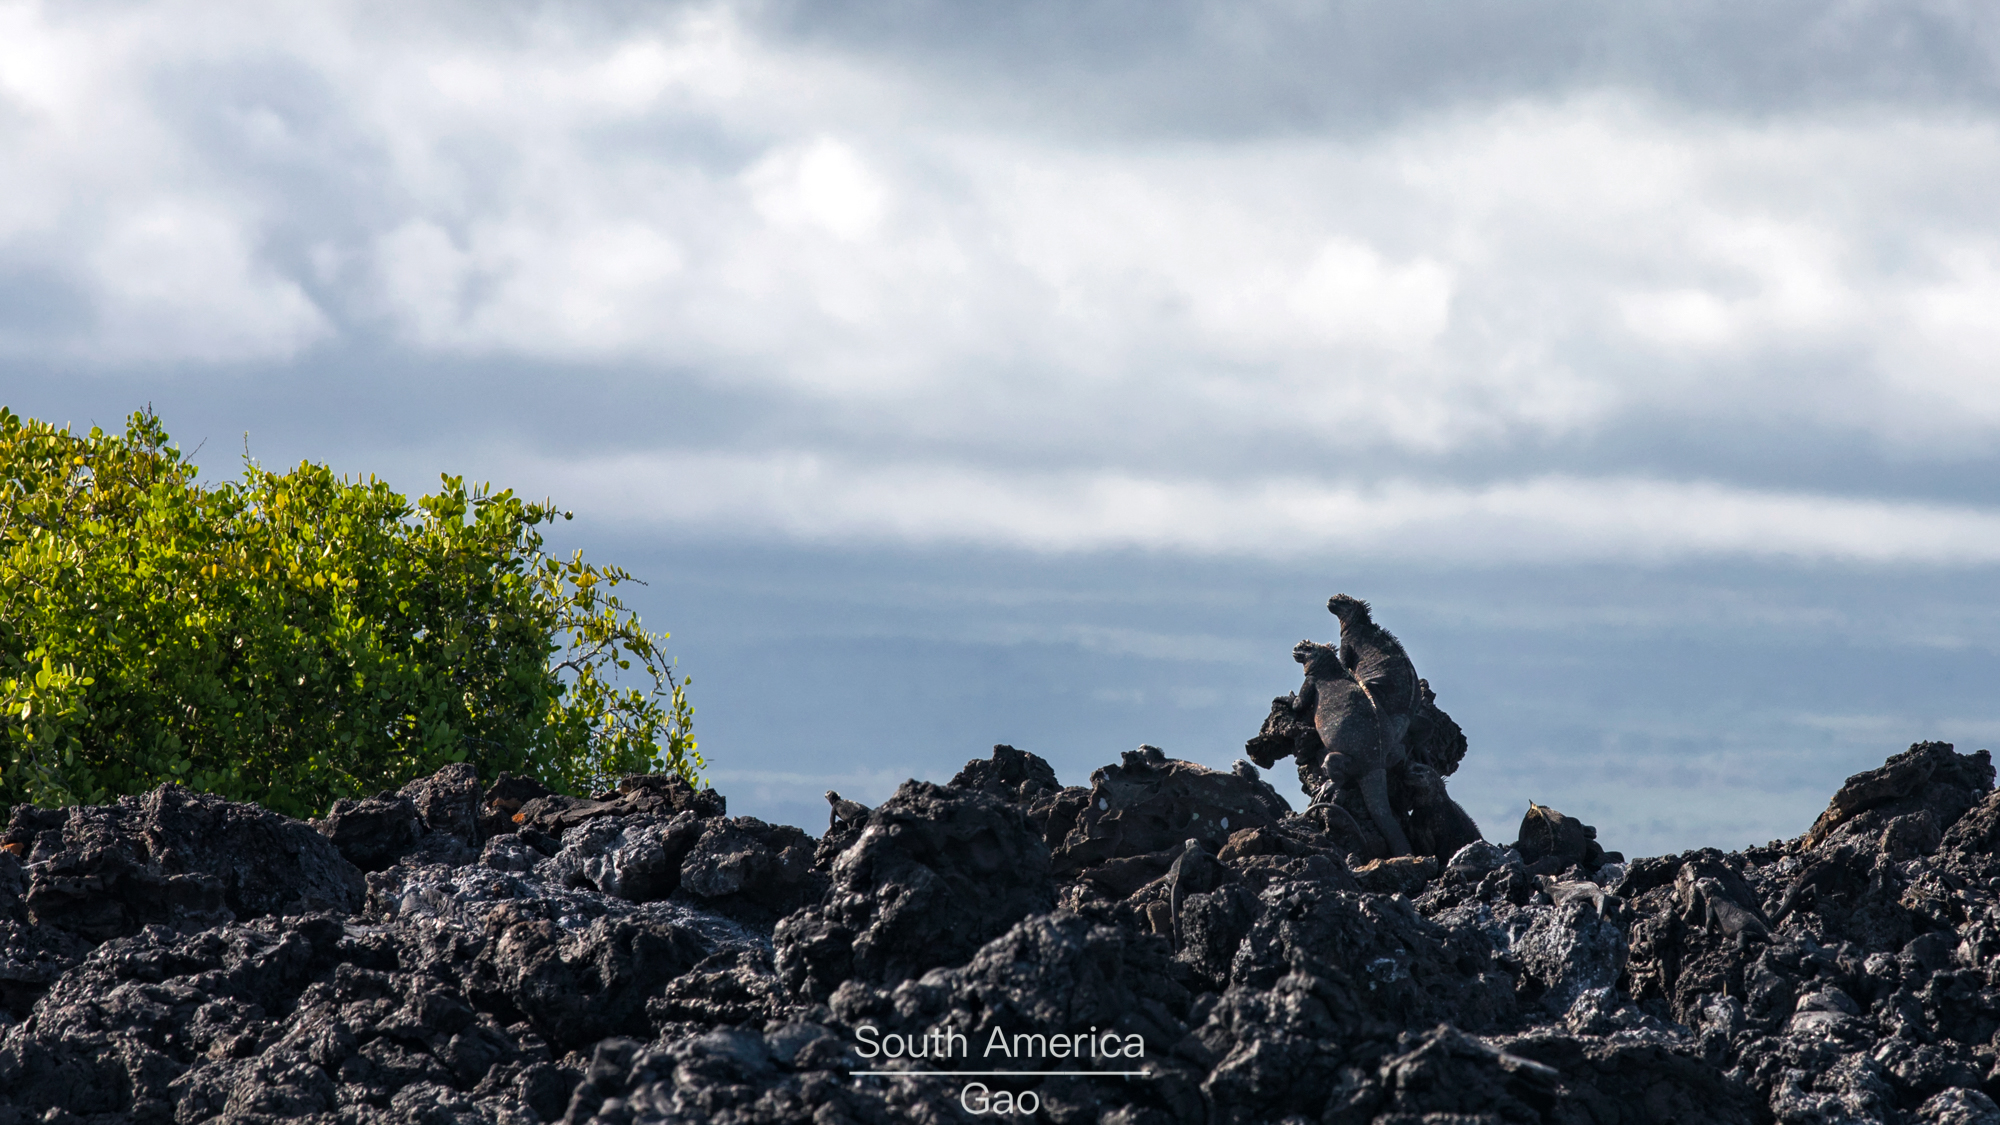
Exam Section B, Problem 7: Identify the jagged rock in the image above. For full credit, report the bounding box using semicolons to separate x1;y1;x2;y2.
1243;691;1322;774
465;903;708;1052
1406;678;1470;777
6;784;363;943
1806;740;1994;850
546;811;706;903
399;760;485;865
312;791;421;871
645;947;800;1030
832;910;1192;1054
676;817;823;923
822;910;1208;1124
511;773;726;836
1229;883;1516;1034
1051;747;1291;878
1183;883;1516;1125
1940;786;2000;857
1174;882;1258;993
773;780;1054;1001
1512;896;1629;1016
1216;819;1362;898
1921;1088;2000;1125
1445;839;1513;882
4;733;2000;1125
550;1028;912;1125
949;743;1061;805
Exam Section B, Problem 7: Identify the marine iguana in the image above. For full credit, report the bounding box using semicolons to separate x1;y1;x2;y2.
1328;594;1422;763
1293;638;1412;856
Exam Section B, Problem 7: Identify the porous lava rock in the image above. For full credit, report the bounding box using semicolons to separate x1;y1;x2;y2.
5;724;2000;1124
510;773;726;837
773;779;1055;1001
5;784;364;943
1050;745;1292;878
314;764;496;875
545;812;707;903
1804;739;1994;851
675;817;823;924
313;792;422;872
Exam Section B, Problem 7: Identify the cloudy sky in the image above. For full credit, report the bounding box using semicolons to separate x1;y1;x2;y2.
5;0;2000;854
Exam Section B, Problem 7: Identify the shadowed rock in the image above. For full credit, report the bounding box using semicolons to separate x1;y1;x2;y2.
1805;740;1994;850
8;785;363;943
465;903;708;1051
398;761;484;864
509;773;725;836
773;779;1054;1001
1051;746;1291;878
312;792;421;872
6;728;2000;1125
675;817;823;924
319;764;529;872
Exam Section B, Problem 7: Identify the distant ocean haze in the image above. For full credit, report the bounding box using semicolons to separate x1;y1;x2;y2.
569;537;2000;859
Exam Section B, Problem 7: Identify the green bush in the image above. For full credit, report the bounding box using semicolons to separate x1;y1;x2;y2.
0;406;699;820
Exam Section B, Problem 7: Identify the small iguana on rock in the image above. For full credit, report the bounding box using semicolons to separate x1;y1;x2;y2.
1294;638;1412;856
1167;838;1228;943
826;791;872;828
1679;871;1771;949
1327;594;1422;763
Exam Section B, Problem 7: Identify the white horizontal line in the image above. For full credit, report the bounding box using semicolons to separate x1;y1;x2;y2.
537;452;2000;566
852;1070;1152;1077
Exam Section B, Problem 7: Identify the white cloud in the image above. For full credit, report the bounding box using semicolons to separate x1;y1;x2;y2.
0;1;332;362
746;137;889;241
518;449;2000;565
1287;239;1453;348
6;1;2000;559
86;201;330;363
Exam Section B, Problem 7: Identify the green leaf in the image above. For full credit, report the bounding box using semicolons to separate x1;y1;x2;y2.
0;407;698;821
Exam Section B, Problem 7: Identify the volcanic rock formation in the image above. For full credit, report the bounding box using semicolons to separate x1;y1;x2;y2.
3;619;2000;1123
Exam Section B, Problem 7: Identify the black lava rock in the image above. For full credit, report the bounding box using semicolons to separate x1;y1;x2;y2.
773;779;1055;1001
2;734;1998;1125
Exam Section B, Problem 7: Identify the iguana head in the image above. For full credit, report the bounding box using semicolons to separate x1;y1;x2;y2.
1327;594;1373;627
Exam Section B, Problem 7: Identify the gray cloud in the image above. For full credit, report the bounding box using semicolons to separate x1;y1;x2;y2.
756;1;2000;135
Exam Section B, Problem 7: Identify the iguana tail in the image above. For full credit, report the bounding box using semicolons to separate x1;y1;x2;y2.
1360;766;1411;857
